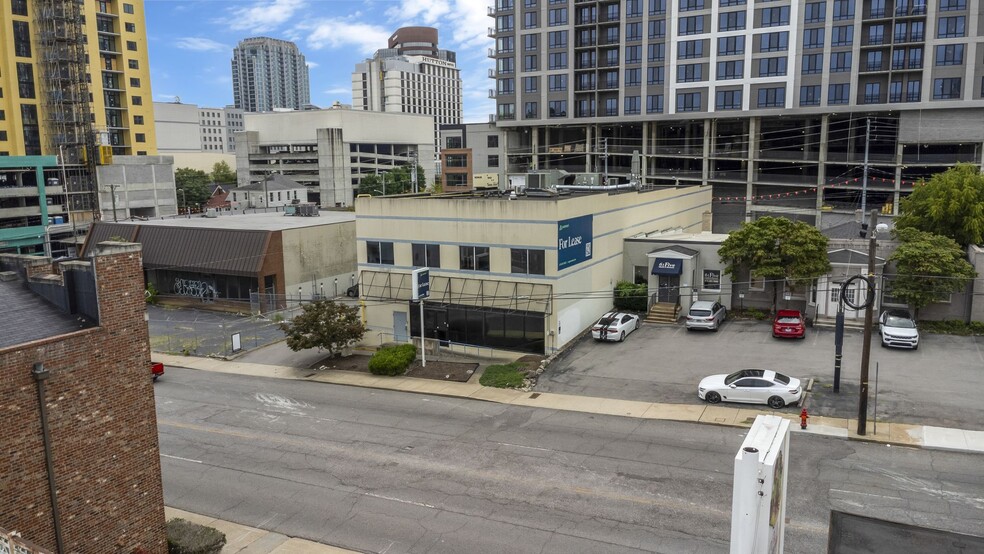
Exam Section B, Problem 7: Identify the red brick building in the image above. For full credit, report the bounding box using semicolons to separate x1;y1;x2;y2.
0;242;166;553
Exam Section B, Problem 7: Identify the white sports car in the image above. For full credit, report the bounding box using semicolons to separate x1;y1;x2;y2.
698;369;802;409
591;311;641;342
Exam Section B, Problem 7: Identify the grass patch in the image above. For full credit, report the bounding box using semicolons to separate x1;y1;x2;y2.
918;319;984;336
479;362;527;388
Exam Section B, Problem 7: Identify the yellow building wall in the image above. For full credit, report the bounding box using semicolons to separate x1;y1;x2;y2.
0;3;39;156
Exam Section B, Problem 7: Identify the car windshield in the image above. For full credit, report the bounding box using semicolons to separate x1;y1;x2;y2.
885;316;915;328
777;316;801;324
773;373;790;385
724;369;764;385
690;310;712;317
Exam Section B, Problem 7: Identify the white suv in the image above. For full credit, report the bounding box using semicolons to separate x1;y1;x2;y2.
879;310;919;350
686;301;727;331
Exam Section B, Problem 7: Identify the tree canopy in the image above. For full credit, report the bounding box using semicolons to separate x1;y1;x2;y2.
279;300;366;357
210;161;237;184
887;227;976;316
895;163;984;246
718;216;831;311
174;167;211;209
357;165;426;196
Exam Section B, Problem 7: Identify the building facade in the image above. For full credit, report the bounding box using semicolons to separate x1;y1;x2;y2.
489;0;984;231
353;27;463;154
95;155;178;221
439;123;505;191
235;108;436;208
355;186;711;355
0;243;166;553
232;37;311;113
228;173;309;209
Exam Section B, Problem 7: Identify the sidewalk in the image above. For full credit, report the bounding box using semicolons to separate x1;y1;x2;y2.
154;353;984;454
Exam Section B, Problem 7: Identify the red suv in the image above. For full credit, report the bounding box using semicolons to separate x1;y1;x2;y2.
772;310;806;339
151;361;164;381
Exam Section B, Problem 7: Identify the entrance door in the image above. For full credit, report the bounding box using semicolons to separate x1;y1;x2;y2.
657;275;680;303
393;312;408;342
827;280;863;320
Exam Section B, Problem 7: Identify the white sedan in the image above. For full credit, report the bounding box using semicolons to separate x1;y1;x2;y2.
591;311;641;342
698;369;802;409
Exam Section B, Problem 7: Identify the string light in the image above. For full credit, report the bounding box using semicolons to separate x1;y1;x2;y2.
712;177;925;202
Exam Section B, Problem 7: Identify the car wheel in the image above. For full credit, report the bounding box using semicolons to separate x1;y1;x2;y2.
767;396;785;409
913;344;918;351
881;341;887;348
705;391;721;404
620;331;626;342
153;375;159;382
712;322;719;332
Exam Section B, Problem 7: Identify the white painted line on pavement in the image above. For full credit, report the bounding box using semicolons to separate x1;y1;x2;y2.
364;492;436;509
161;454;203;464
494;441;553;452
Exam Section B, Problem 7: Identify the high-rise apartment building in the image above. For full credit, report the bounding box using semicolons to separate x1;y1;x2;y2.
232;37;311;113
489;0;984;230
353;27;463;153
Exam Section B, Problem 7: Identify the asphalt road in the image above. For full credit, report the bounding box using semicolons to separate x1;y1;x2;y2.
536;320;984;430
156;367;984;554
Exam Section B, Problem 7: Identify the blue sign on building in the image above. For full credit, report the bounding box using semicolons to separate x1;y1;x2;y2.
557;215;593;271
651;258;683;275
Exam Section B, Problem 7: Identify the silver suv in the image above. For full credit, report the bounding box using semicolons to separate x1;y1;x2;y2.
879;309;919;350
686;300;727;331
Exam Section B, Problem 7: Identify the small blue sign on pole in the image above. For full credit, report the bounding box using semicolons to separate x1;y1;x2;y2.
412;268;430;300
557;215;593;271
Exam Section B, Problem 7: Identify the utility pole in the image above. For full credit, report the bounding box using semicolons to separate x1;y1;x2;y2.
178;187;186;215
861;118;870;215
857;208;879;436
410;151;419;193
602;137;609;185
107;184;120;222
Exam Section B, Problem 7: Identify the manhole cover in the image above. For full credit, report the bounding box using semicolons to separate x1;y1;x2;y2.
529;393;541;399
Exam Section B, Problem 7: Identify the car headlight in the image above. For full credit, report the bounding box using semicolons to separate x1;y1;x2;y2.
698;387;706;393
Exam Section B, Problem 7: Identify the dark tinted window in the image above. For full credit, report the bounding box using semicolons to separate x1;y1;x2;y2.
690;309;712;317
773;373;790;385
411;243;440;268
367;241;394;265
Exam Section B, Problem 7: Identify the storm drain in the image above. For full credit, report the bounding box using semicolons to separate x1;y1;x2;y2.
529;393;541;399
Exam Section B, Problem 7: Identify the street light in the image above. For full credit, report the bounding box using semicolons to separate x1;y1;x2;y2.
857;210;885;436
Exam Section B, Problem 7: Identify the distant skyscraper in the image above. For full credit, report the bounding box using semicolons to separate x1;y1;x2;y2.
352;27;462;154
232;37;311;113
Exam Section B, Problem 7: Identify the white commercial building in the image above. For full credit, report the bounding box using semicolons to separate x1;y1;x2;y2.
153;101;244;171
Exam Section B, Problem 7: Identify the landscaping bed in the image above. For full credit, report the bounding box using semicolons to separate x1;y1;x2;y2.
309;352;478;382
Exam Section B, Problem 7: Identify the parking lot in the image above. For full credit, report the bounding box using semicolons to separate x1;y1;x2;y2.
536;319;984;430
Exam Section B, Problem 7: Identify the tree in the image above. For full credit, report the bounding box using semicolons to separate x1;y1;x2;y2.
210;161;236;184
356;164;426;196
718;216;831;312
887;227;976;317
278;300;366;357
174;167;211;209
895;163;984;246
357;174;385;196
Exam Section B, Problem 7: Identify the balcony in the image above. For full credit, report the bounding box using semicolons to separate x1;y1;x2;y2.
489;89;496;98
488;68;496;78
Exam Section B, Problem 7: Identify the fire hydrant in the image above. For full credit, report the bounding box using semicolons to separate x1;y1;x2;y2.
800;408;809;430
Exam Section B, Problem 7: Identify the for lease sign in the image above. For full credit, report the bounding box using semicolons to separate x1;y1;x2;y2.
557;215;593;271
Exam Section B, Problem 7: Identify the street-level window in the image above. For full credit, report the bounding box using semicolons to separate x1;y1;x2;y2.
460;246;490;271
511;248;546;275
367;241;395;265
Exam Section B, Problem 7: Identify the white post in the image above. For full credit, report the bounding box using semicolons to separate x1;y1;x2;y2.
419;299;426;367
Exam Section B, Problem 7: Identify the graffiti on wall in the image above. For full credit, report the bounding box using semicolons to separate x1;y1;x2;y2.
174;277;217;303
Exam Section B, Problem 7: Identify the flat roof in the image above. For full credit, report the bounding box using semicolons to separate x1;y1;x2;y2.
627;231;730;243
122;210;354;231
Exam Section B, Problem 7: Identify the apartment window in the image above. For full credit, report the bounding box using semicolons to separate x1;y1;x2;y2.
524;11;538;28
678;40;704;59
679;16;704;35
606;4;619;19
12;0;27;15
830;51;852;72
626;0;643;17
488;135;499;149
647;65;665;84
649;19;666;38
548;52;567;69
576;98;596;117
0;110;5;120
907;47;923;68
625;68;641;86
758;57;787;77
760;32;788;52
625;22;642;41
803;28;824;49
13;21;31;57
718;36;745;55
367;241;395;265
128;59;139;69
800;85;821;106
804;1;825;22
716;60;743;80
497;103;516;119
548;74;568;91
867;25;886;45
498;78;515;94
16;63;34;98
648;43;666;61
135;133;146;143
933;78;961;100
869;0;885;16
497;57;514;74
802;53;823;74
549;100;567;117
935;44;965;66
865;51;883;71
719;10;745;31
715;90;742;110
460;246;490;271
125;22;136;32
832;0;854;20
497;14;514;31
680;0;705;11
677;63;703;82
940;0;966;10
603;97;617;116
525;101;538;118
524;55;537;71
126;41;137;51
889;81;903;103
649;0;666;15
719;0;745;5
757;87;785;108
498;36;515;53
488;155;500;168
548;7;567;26
761;6;790;27
647;94;664;113
907;80;921;101
863;82;881;104
130;77;141;87
622;95;640;115
548;30;568;48
677;92;701;112
625;45;642;64
0;131;6;141
937;16;965;38
123;3;134;13
828;83;850;104
831;25;853;45
412;244;441;268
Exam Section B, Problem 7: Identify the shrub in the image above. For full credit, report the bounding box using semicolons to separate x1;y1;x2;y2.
613;281;648;312
166;518;226;554
480;362;527;388
918;319;984;336
368;343;417;375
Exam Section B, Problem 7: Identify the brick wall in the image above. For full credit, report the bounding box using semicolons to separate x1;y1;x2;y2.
0;242;166;554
